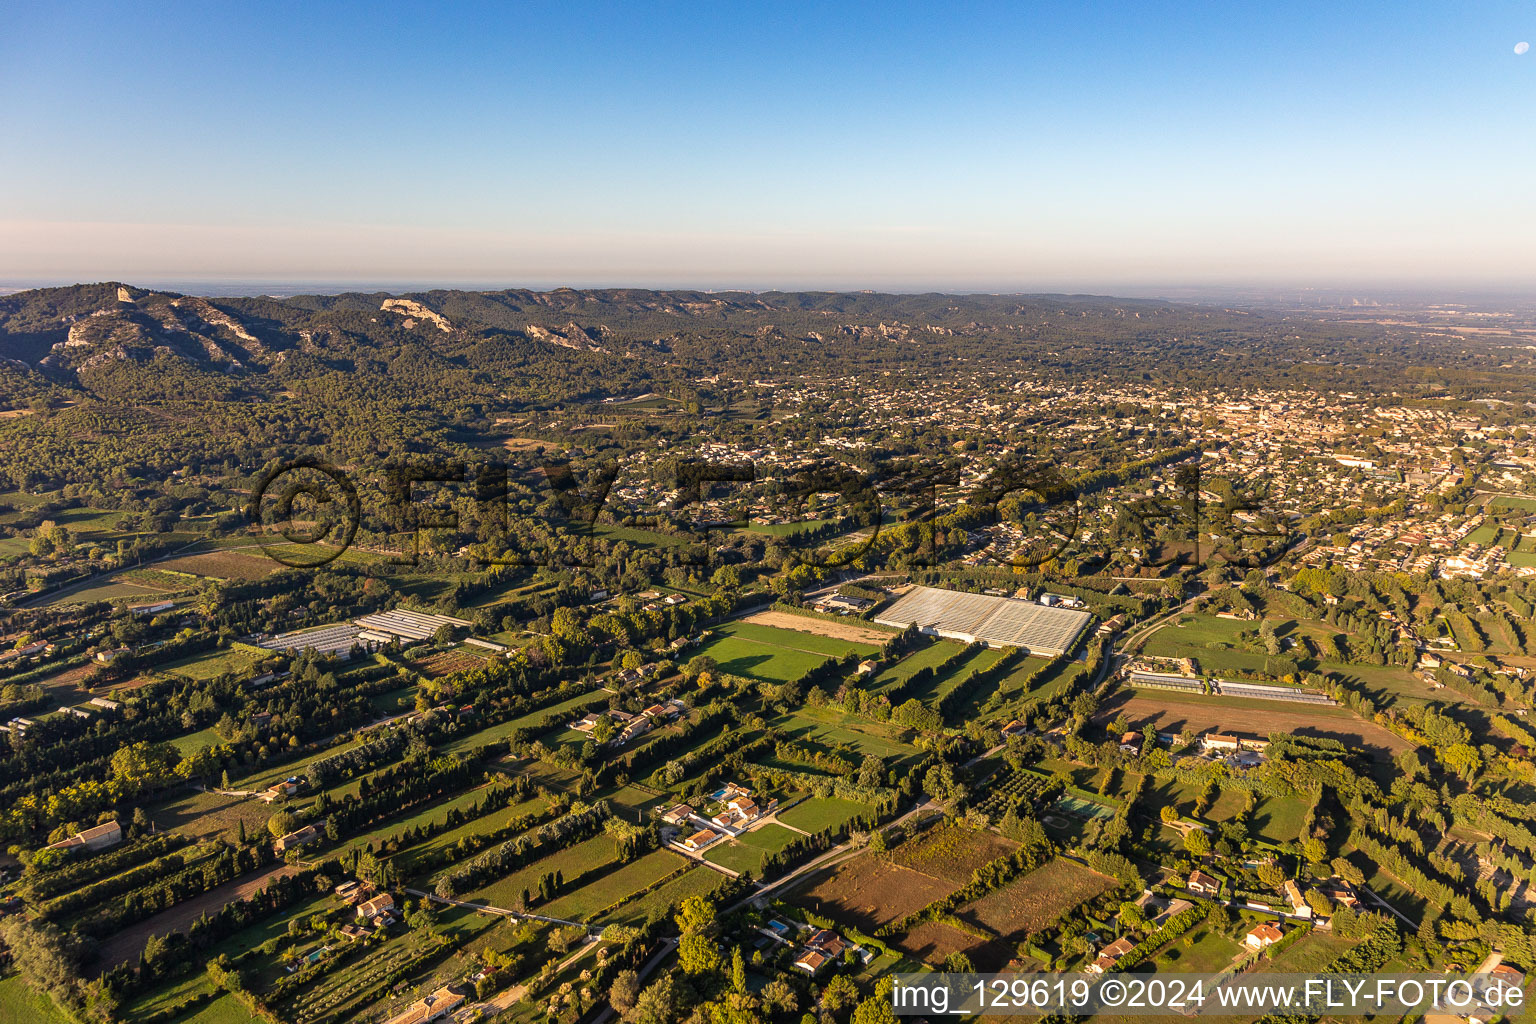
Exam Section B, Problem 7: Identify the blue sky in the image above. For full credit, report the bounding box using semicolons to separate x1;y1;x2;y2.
1;1;1532;290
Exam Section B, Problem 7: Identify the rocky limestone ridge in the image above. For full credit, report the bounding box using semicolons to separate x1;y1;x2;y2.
381;298;453;333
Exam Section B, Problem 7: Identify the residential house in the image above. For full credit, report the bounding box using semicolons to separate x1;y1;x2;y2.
793;949;829;974
1200;733;1241;753
1187;870;1222;896
683;829;720;851
1088;936;1137;974
660;803;695;826
1282;880;1312;918
1245;923;1283;950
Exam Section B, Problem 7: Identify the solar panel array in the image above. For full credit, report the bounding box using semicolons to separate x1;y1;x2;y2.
875;585;1092;656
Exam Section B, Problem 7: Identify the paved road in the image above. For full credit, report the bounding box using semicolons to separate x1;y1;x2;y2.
587;938;678;1024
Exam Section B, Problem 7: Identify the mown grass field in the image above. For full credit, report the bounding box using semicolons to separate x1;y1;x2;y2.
592;863;729;927
0;976;74;1024
542;849;689;921
776;796;872;833
705;822;802;875
690;623;857;683
473;833;621;908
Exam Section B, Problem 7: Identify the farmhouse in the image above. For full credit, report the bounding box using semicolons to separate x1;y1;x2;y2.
1245;923;1283;950
814;594;873;614
264;779;302;801
274;824;320;854
1319;881;1360;908
660;803;695;826
380;986;464;1024
45;819;123;853
874;585;1092;656
358;893;396;919
1200;733;1241;753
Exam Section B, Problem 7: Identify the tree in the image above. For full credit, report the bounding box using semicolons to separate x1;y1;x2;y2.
821;974;860;1015
678;932;722;976
1331;857;1365;886
267;809;300;838
0;918;84;1009
852;979;898;1024
1257;863;1286;890
628;976;677;1024
683;655;718;681
1183;828;1211;857
675;894;717;936
610;971;640;1016
731;946;747;993
761;978;798;1015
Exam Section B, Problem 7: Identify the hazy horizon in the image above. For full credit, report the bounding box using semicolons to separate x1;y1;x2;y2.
4;2;1533;288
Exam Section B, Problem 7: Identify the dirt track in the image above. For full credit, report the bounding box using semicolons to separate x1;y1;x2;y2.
740;610;894;646
94;863;299;968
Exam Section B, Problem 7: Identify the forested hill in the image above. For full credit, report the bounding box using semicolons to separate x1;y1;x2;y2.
1;282;1532;416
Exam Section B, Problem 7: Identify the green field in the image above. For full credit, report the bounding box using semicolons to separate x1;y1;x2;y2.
592;863;730;928
716;621;882;658
705;822;803;874
0;976;74;1024
171;726;223;756
474;833;620;908
1151;926;1243;973
774;706;920;762
776;796;871;833
43;579;166;606
1253;930;1355;973
697;629;841;684
1490;495;1536;512
439;689;610;756
395;792;549;874
541;848;690;921
869;640;960;693
909;645;1007;702
159;647;264;681
592;522;689;547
